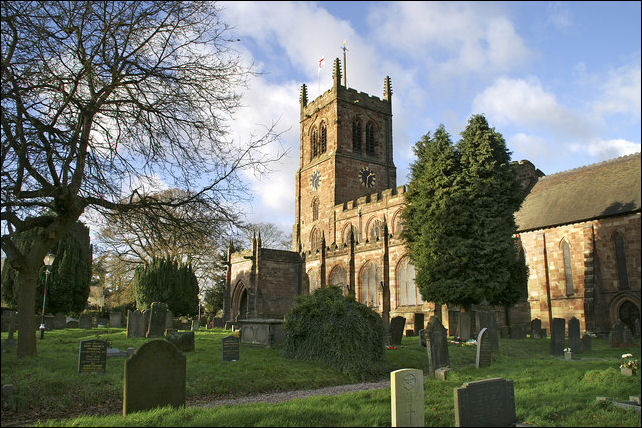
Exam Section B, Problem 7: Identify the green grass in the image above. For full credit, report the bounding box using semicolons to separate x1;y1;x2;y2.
2;329;640;426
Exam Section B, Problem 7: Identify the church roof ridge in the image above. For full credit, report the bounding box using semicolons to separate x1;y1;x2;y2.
537;151;640;181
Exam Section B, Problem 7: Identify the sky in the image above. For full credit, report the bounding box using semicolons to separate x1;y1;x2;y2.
216;1;641;238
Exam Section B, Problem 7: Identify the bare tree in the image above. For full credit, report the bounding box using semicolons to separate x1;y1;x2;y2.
1;1;283;357
237;222;292;251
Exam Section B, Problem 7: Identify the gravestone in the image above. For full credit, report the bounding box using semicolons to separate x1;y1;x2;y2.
477;311;499;352
509;325;526;339
391;368;424;427
126;310;145;338
633;318;641;338
550;318;565;356
448;311;460;337
418;329;426;347
79;313;91;329
413;313;425;335
568;317;581;353
165;331;195;352
143;310;151;334
53;313;66;329
623;326;633;345
110;312;122;328
609;322;625;347
222;335;240;361
475;328;491;369
165;310;173;331
146;302;167;338
459;312;472;340
78;339;107;374
454;378;516;427
123;339;186;416
530;318;542;338
425;317;450;376
191;317;199;331
581;334;592;352
212;317;225;328
390;316;406;346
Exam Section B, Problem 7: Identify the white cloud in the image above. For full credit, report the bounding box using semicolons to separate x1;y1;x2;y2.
546;3;573;31
571;139;641;161
593;60;641;120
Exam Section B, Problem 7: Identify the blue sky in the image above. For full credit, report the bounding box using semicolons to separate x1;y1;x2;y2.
218;1;641;236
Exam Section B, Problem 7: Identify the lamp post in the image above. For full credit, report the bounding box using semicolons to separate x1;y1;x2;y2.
39;253;55;339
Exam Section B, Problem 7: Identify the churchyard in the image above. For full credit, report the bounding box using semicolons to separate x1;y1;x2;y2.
1;325;640;427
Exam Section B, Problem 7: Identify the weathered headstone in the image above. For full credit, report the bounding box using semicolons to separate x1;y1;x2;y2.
425;317;450;376
146;302;167;338
475;328;491;369
165;331;195;352
418;329;426;347
79;313;91;329
413;313;425;335
550;318;565;356
477;311;499;352
126;310;145;338
123;339;186;416
609;322;625;347
623;326;633;345
581;334;592;352
633;318;641;338
568;317;581;353
454;378;516;427
143;310;151;334
390;316;406;346
530;318;542;338
391;368;424;427
448;311;460;337
221;335;240;361
53;313;66;329
191;317;199;331
509;325;526;339
165;309;173;331
459;312;472;340
78;339;107;374
109;312;122;328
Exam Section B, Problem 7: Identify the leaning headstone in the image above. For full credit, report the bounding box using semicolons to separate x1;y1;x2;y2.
454;378;516;427
478;311;499;352
550;318;565;356
610;322;625;347
146;302;167;338
425;317;450;376
568;317;581;353
391;368;424;427
126;310;145;338
530;318;542;338
53;313;66;329
165;331;195;352
459;312;472;340
78;339;107;374
581;334;592;352
413;313;425;335
109;312;122;328
390;316;406;346
123;339;186;416
79;313;91;329
475;328;491;369
221;335;240;361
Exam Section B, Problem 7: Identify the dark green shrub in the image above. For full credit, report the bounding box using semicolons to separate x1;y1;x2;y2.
283;286;386;380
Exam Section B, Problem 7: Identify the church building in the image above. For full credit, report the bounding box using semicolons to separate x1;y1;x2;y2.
223;58;641;337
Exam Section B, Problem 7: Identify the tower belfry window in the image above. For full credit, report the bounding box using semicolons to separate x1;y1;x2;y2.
311;129;318;159
366;122;375;155
320;124;327;154
352;119;362;152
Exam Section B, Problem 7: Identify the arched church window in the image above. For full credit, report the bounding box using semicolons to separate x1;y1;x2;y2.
359;261;380;307
562;239;574;296
365;122;375;155
615;232;630;290
352;119;362;152
329;265;347;294
310;227;322;252
312;198;319;222
320;123;327;154
311;128;318;158
397;257;422;306
342;223;354;245
369;219;382;241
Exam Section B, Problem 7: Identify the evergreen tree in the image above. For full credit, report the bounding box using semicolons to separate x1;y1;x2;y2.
1;222;91;314
133;257;199;316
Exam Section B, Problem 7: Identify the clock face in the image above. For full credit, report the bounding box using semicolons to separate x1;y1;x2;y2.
359;167;376;188
310;170;322;191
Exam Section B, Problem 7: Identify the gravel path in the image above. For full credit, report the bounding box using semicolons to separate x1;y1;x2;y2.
195;379;391;408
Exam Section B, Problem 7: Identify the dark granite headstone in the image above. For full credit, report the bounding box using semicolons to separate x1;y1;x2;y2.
53;313;66;329
109;312;122;328
568;317;581;353
122;339;186;416
550;318;565;356
581;334;592;352
79;313;91;329
222;335;240;361
165;331;195;352
459;312;472;340
475;328;491;368
413;313;425;335
126;310;145;338
478;311;499;352
78;339;107;374
425;317;450;376
454;378;516;427
530;318;542;338
146;302;167;338
390;316;406;346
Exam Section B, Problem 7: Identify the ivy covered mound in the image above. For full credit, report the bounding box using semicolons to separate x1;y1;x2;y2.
283;286;386;380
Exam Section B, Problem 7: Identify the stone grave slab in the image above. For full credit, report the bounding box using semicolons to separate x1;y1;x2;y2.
390;316;406;346
165;310;173;331
530;318;542;338
222;335;240;361
146;303;167;338
126;310;145;338
568;317;581;353
165;331;195;352
123;339;186;416
109;312;122;328
414;313;425;335
581;334;592;352
459;312;472;340
610;322;625;347
550;318;565;356
391;368;424;427
477;311;499;352
475;328;491;368
425;317;450;376
78;339;107;374
454;378;516;427
79;314;91;329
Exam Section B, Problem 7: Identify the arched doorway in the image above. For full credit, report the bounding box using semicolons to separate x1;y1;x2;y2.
239;289;248;320
619;301;640;334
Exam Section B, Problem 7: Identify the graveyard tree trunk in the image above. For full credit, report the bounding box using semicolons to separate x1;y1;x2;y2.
16;270;37;357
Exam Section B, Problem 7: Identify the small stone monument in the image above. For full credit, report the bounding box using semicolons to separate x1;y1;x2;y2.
146;302;167;338
390;316;406;346
391;368;424;427
568;317;581;353
425;317;450;376
109;312;122;328
550;318;565;356
530;318;542;338
581;334;592;352
454;378;516;427
78;339;107;374
475;328;491;368
126;310;145;338
123;339;186;416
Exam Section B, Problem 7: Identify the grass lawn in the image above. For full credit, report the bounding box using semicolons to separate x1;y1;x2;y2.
1;328;640;426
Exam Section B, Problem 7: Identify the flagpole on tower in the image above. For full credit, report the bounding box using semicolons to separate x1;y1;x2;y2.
342;41;348;87
318;56;324;96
